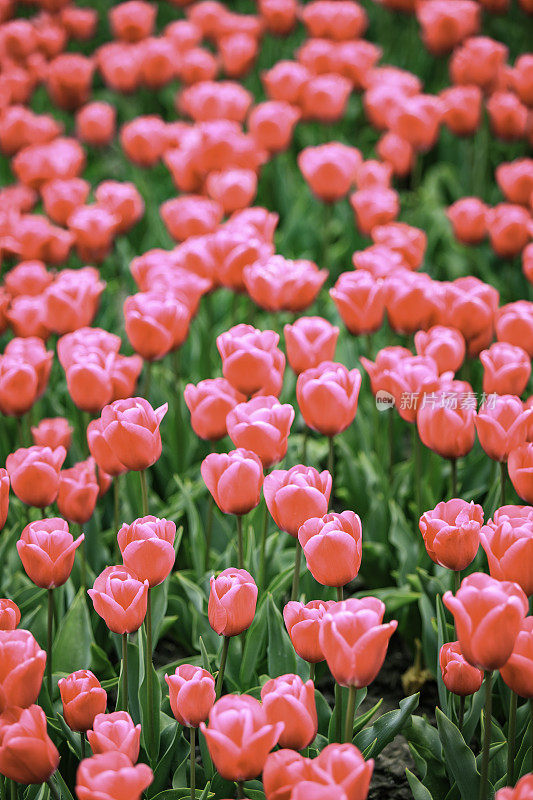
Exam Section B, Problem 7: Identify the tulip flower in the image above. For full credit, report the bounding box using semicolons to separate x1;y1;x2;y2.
208;568;258;698
419;500;483;573
314;743;374;798
0;600;20;632
31;418;73;451
283;600;336;669
58;670;107;733
298;511;362;588
226;396;295;468
248;101;300;153
0;705;59;785
17;518;84;591
89;566;148;635
95;181;144;234
217;324;286;397
165;665;216;728
440;641;484;697
100;397;167;483
87;712;141;763
298;143;362;203
301;0;368;39
297;362;361;438
87;419;127;477
480;342;531;397
350;187;399;235
447;197;488;245
0;470;9;532
57;458;100;525
414;326;466;375
261;674;317;750
300;73;352;124
184;378;245;442
243;256;328;313
508;444;533;503
0;630;46;713
284;317;339;375
497;774;533;800
76;752;153;800
330;271;386;336
117;516;176;587
440;85;483;136
200;694;283;781
480;506;533;596
124;292;191;361
76;102;116;147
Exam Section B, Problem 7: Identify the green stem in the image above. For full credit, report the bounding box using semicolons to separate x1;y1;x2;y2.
79;526;86;593
478;671;493;800
80;732;86;760
413;426;421;521
507;691;517;785
236;781;245;799
337;586;343;602
46;779;60;800
454;571;461;594
139;470;148;517
16;416;25;450
190;726;196;800
113;475;120;542
458;695;465;734
328;436;334;486
291;541;302;602
9;782;15;800
259;500;269;591
301;428;309;464
309;662;316;683
142;361;152;400
145;587;154;758
215;636;230;700
0;777;5;800
500;462;507;507
388;409;394;480
236;514;244;570
122;633;128;713
335;682;342;743
450;458;458;499
47;589;54;697
204;494;214;573
344;685;357;743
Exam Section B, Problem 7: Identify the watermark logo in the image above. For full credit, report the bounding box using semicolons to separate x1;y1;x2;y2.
376;390;395;411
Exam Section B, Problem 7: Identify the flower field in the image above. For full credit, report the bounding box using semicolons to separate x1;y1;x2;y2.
0;0;532;799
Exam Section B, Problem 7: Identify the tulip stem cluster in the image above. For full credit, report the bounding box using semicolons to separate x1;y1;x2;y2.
479;671;493;800
215;636;230;700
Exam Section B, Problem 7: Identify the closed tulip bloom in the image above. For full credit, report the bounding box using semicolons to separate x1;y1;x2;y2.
262;60;311;104
0;630;46;712
205;168;258;215
330;272;385;337
57;458;100;524
109;0;156;41
76;102;116;147
217;324;285;397
59;670;107;733
300;73;352;124
443;572;528;670
298;511;362;588
76;752;153;800
68;205;118;264
7;446;66;508
450;35;508;90
95;181;144;235
31;418;73;451
419;499;483;571
355;160;392;190
500;617;533;697
417;391;476;459
480;506;533;595
0;601;20;633
440;277;499;358
200;694;283;781
264;466;332;537
160;195;223;242
302;0;367;39
0;356;39;417
248;101;300;153
201;449;263;515
118;516;176;587
0;705;59;784
509;444;533;503
258;0;298;34
440;85;482;136
283;600;335;663
208;568;258;637
87;419;127;477
263;749;325;800
376;132;414;178
475;395;531;463
360;346;412;396
414;326;465;375
319;598;397;688
439;642;483;696
41;178;90;227
371;222;426;271
165;665;215;727
511;54;533;106
284;317;339;375
496;159;533;207
496;301;533;358
226;396;294;468
487;92;528;141
298;143;361;203
497;774;533;800
87;712;141;763
522;245;533;286
487;203;531;258
261;674;317;751
417;0;479;54
124;292;190;361
314;743;374;800
297;362;361;437
120;115;166;166
46;53;94;110
184;378;245;441
378;355;439;424
89;566;148;635
43;267;105;335
101;397;167;471
350;188;399;235
384;270;437;335
17;518;84;589
4;325;53;385
4;261;52;298
244;256;328;313
447;197;488;245
480;342;531;396
0;470;8;532
6;297;50;340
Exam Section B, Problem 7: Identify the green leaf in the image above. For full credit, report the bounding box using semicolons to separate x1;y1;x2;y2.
406;769;434;800
435;596;449;711
150;791;212;800
266;594;296;678
52;769;76;800
139;625;162;765
199;636;212;673
52;589;94;675
148;723;187;798
354;694;419;757
435;707;480;800
353;698;383;737
240;599;268;688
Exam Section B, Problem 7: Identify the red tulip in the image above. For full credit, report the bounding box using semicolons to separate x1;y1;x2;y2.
3;260;52;298
496;774;533;800
417;388;476;459
57;458;100;524
319;598;397;687
300;73;352;124
440;85;483;136
496;301;533;358
284;317;339;375
76;752;153;800
4;334;52;396
31;418;73;451
298;511;362;587
439;276;499;357
201;449;263;515
443;572;528;670
87;712;141;763
58;670;107;732
46;53;94;110
17;517;84;589
124;292;190;361
100;397;167;471
208;568;258;637
0;355;39;417
419;499;483;571
500;617;533;697
480;505;533;595
0;630;46;712
205;168;258;214
371;222;426;271
248;101;300;153
487;203;531;258
416;0;479;54
439;641;483;696
447;197;488;245
184;378;245;441
217;324;285;397
120;115;166;166
43;267;105;335
0;601;20;632
165;665;215;727
350;187;399;235
0;705;59;784
509;444;533;503
226;396;294;468
480;342;531;396
384;270;437;335
264;466;332;537
118;516;176;587
258;0;298;35
496;159;533;206
261;674;317;750
262;60;311;104
487;91;528;141
414;326;465;375
89;566;148;635
109;0;156;41
6;446;66;508
450;36;508;91
298;143;361;203
200;694;283;781
511;54;533;106
244;256;328;313
87;419;127;477
376;132;414;178
94;181;144;234
41;178;90;227
283;600;335;664
297;361;361;437
0;470;8;532
475;395;531;463
76;102;116;147
330;271;385;336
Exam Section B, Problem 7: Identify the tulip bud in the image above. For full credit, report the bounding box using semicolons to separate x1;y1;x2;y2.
0;705;59;784
261;674;317;750
419;499;483;571
208;568;258;637
0;600;20;631
439;641;483;696
297;362;362;437
165;665;216;727
89;566;148;634
59;670;107;732
298;511;362;587
118;516;176;587
264;465;332;538
284;317;339;375
201;449;263;515
100;397;168;471
76;752;153;800
87;712;141;763
283;600;336;663
0;630;46;712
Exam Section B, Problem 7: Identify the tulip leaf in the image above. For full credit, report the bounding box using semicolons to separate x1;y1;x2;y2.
353;697;383;737
435;595;449;711
150;791;213;800
52;588;94;675
148;723;187;798
240;599;268;687
52;769;76;800
198;636;212;673
199;726;214;781
266;593;297;678
406;769;434;800
435;707;480;800
354;693;419;757
139;624;163;765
